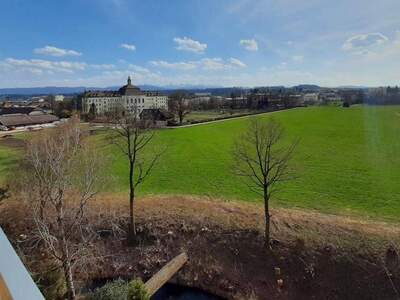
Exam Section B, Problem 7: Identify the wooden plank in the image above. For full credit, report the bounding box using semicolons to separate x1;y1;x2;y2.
0;273;13;300
144;252;188;296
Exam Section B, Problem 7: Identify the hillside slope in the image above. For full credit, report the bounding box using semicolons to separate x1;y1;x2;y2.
105;105;400;220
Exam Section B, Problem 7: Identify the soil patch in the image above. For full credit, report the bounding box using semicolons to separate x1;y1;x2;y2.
0;136;25;149
1;195;400;299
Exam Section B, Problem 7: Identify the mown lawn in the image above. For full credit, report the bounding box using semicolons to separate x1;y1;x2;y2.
103;105;400;220
0;144;22;184
1;105;400;220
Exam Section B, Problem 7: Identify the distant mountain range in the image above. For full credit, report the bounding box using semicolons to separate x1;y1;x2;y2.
0;84;226;97
0;85;163;96
0;84;373;98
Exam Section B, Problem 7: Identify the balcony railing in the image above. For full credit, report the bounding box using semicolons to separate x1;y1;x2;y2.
0;227;44;300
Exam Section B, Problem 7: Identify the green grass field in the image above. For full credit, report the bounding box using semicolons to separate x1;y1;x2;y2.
0;139;23;184
1;105;400;220
104;105;400;220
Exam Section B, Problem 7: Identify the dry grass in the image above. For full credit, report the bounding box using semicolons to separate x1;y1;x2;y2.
85;193;400;254
2;193;400;300
3;193;399;250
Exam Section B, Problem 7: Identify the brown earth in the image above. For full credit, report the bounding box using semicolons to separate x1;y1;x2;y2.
1;194;400;299
0;136;25;149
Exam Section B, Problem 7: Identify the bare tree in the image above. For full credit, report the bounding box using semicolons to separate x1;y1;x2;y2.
169;91;191;125
22;116;102;300
107;106;164;237
232;118;298;248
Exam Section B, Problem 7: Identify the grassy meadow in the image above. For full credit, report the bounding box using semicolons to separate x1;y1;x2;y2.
1;105;400;220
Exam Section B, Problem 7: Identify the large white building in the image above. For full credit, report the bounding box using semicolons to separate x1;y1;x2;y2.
82;77;168;115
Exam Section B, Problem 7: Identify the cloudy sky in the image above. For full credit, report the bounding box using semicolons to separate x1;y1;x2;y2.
0;0;399;88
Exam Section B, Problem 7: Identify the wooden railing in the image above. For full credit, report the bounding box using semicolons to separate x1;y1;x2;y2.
0;273;13;300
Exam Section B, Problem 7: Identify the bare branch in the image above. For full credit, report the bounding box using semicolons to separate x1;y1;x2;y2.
232;118;298;247
20;115;103;300
104;104;164;236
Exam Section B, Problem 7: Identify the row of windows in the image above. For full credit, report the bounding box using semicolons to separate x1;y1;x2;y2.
86;97;167;103
128;98;145;104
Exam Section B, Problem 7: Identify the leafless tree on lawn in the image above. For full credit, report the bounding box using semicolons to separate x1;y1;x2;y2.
107;106;164;237
169;91;191;125
21;116;103;300
232;118;298;248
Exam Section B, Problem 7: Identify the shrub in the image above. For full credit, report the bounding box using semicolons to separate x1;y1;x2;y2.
127;279;150;300
86;278;149;300
37;266;66;300
86;279;128;300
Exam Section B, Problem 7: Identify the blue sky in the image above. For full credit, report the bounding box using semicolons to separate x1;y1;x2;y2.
0;0;399;88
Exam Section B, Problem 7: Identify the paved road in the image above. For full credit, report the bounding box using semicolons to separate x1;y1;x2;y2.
167;108;300;129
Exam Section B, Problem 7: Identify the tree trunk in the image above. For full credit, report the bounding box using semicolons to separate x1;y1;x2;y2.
129;160;136;236
63;260;76;300
57;206;76;300
179;111;183;125
59;224;75;299
264;187;271;249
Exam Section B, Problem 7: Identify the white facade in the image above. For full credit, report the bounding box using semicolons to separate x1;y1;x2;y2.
82;77;168;115
303;93;319;103
54;95;64;102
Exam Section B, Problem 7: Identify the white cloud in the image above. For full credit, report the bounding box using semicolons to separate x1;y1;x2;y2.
173;37;207;53
120;43;136;51
91;64;115;70
342;33;388;54
200;58;226;70
291;55;304;62
150;60;197;70
199;58;247;70
3;58;87;73
240;39;258;51
228;57;247;68
34;45;82;57
128;64;151;74
89;68;163;87
150;57;247;71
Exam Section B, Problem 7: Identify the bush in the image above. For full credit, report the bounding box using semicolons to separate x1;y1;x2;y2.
86;279;128;300
86;278;149;300
127;279;150;300
36;266;66;300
